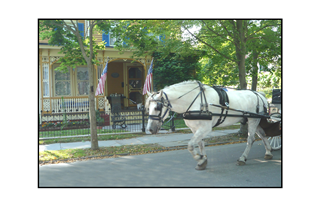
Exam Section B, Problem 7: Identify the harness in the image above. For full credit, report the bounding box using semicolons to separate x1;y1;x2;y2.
148;81;269;128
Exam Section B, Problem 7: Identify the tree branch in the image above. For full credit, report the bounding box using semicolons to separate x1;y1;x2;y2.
89;20;94;61
65;20;90;63
227;20;241;51
247;24;281;40
219;20;234;39
182;25;235;62
201;20;235;44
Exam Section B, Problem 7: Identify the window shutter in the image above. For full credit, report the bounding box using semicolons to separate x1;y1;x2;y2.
78;23;84;38
102;31;110;46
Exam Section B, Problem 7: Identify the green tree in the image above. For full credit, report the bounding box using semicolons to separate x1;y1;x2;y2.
183;20;281;89
111;20;281;90
245;20;281;90
39;20;113;150
152;52;201;90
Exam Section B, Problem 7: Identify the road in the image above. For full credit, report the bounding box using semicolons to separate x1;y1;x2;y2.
39;141;281;187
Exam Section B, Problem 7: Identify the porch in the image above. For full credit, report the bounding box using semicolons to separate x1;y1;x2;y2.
39;95;148;128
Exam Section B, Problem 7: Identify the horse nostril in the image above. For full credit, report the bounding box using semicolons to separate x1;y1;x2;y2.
149;128;153;133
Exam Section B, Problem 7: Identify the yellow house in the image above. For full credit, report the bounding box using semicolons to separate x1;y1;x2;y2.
39;20;153;123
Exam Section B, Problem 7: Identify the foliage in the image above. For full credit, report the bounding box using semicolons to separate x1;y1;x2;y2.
40;120;89;128
152;52;201;90
95;110;105;124
39;20;109;72
110;20;281;90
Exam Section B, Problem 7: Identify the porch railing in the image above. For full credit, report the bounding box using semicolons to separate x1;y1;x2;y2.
42;96;106;113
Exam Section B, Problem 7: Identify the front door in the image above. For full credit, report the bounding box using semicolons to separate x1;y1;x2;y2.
127;66;144;107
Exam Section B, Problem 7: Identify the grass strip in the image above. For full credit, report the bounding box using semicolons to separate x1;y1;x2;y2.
39;132;251;166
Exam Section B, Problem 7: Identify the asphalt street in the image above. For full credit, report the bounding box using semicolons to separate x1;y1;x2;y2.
39;141;282;187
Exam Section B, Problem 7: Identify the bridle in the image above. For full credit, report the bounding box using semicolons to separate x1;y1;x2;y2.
148;91;172;123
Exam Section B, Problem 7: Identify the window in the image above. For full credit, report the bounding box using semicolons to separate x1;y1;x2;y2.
53;65;71;96
43;63;50;97
102;25;125;47
102;31;117;46
77;67;89;95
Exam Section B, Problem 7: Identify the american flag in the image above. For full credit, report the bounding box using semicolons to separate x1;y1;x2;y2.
95;61;108;96
143;58;153;95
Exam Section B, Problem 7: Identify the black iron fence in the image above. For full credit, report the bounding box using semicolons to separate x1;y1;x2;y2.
39;108;181;138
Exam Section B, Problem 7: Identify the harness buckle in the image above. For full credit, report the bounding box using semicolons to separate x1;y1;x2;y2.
200;103;204;111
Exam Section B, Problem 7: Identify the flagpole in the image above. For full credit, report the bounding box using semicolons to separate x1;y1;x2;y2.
105;57;109;96
151;57;154;92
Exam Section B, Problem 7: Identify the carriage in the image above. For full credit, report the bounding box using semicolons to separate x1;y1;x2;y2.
145;80;282;170
268;89;282;150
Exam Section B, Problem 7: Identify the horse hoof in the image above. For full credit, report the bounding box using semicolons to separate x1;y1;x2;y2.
237;161;246;166
237;158;246;166
264;154;273;160
195;159;207;170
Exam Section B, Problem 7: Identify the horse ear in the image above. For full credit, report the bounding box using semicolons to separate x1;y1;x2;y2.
147;91;153;97
159;90;163;97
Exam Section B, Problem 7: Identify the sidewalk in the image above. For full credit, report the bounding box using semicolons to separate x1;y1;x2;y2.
39;129;239;152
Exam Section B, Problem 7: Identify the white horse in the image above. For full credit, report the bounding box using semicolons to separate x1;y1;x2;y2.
145;80;274;170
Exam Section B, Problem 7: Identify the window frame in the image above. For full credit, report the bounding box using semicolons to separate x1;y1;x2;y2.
42;63;50;97
75;66;90;96
52;64;72;97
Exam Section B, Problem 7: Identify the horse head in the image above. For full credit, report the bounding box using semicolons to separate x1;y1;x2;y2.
146;90;171;134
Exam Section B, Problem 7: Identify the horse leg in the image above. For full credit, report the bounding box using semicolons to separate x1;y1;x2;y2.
195;140;207;170
187;127;210;170
237;119;260;166
255;125;273;160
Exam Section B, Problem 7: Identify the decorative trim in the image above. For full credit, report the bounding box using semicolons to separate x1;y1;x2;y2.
42;56;49;63
50;56;62;64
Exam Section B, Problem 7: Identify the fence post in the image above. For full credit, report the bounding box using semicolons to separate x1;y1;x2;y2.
141;105;145;132
171;112;175;132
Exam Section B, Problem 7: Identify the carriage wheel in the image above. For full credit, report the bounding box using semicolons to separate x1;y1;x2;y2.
268;136;281;151
267;112;281;150
270;112;281;122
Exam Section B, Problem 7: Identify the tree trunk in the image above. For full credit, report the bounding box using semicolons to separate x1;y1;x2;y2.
87;62;99;150
74;20;99;151
251;49;259;91
234;20;247;90
235;20;248;135
238;55;247;90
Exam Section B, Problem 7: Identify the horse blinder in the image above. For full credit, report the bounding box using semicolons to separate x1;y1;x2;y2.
155;102;163;111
